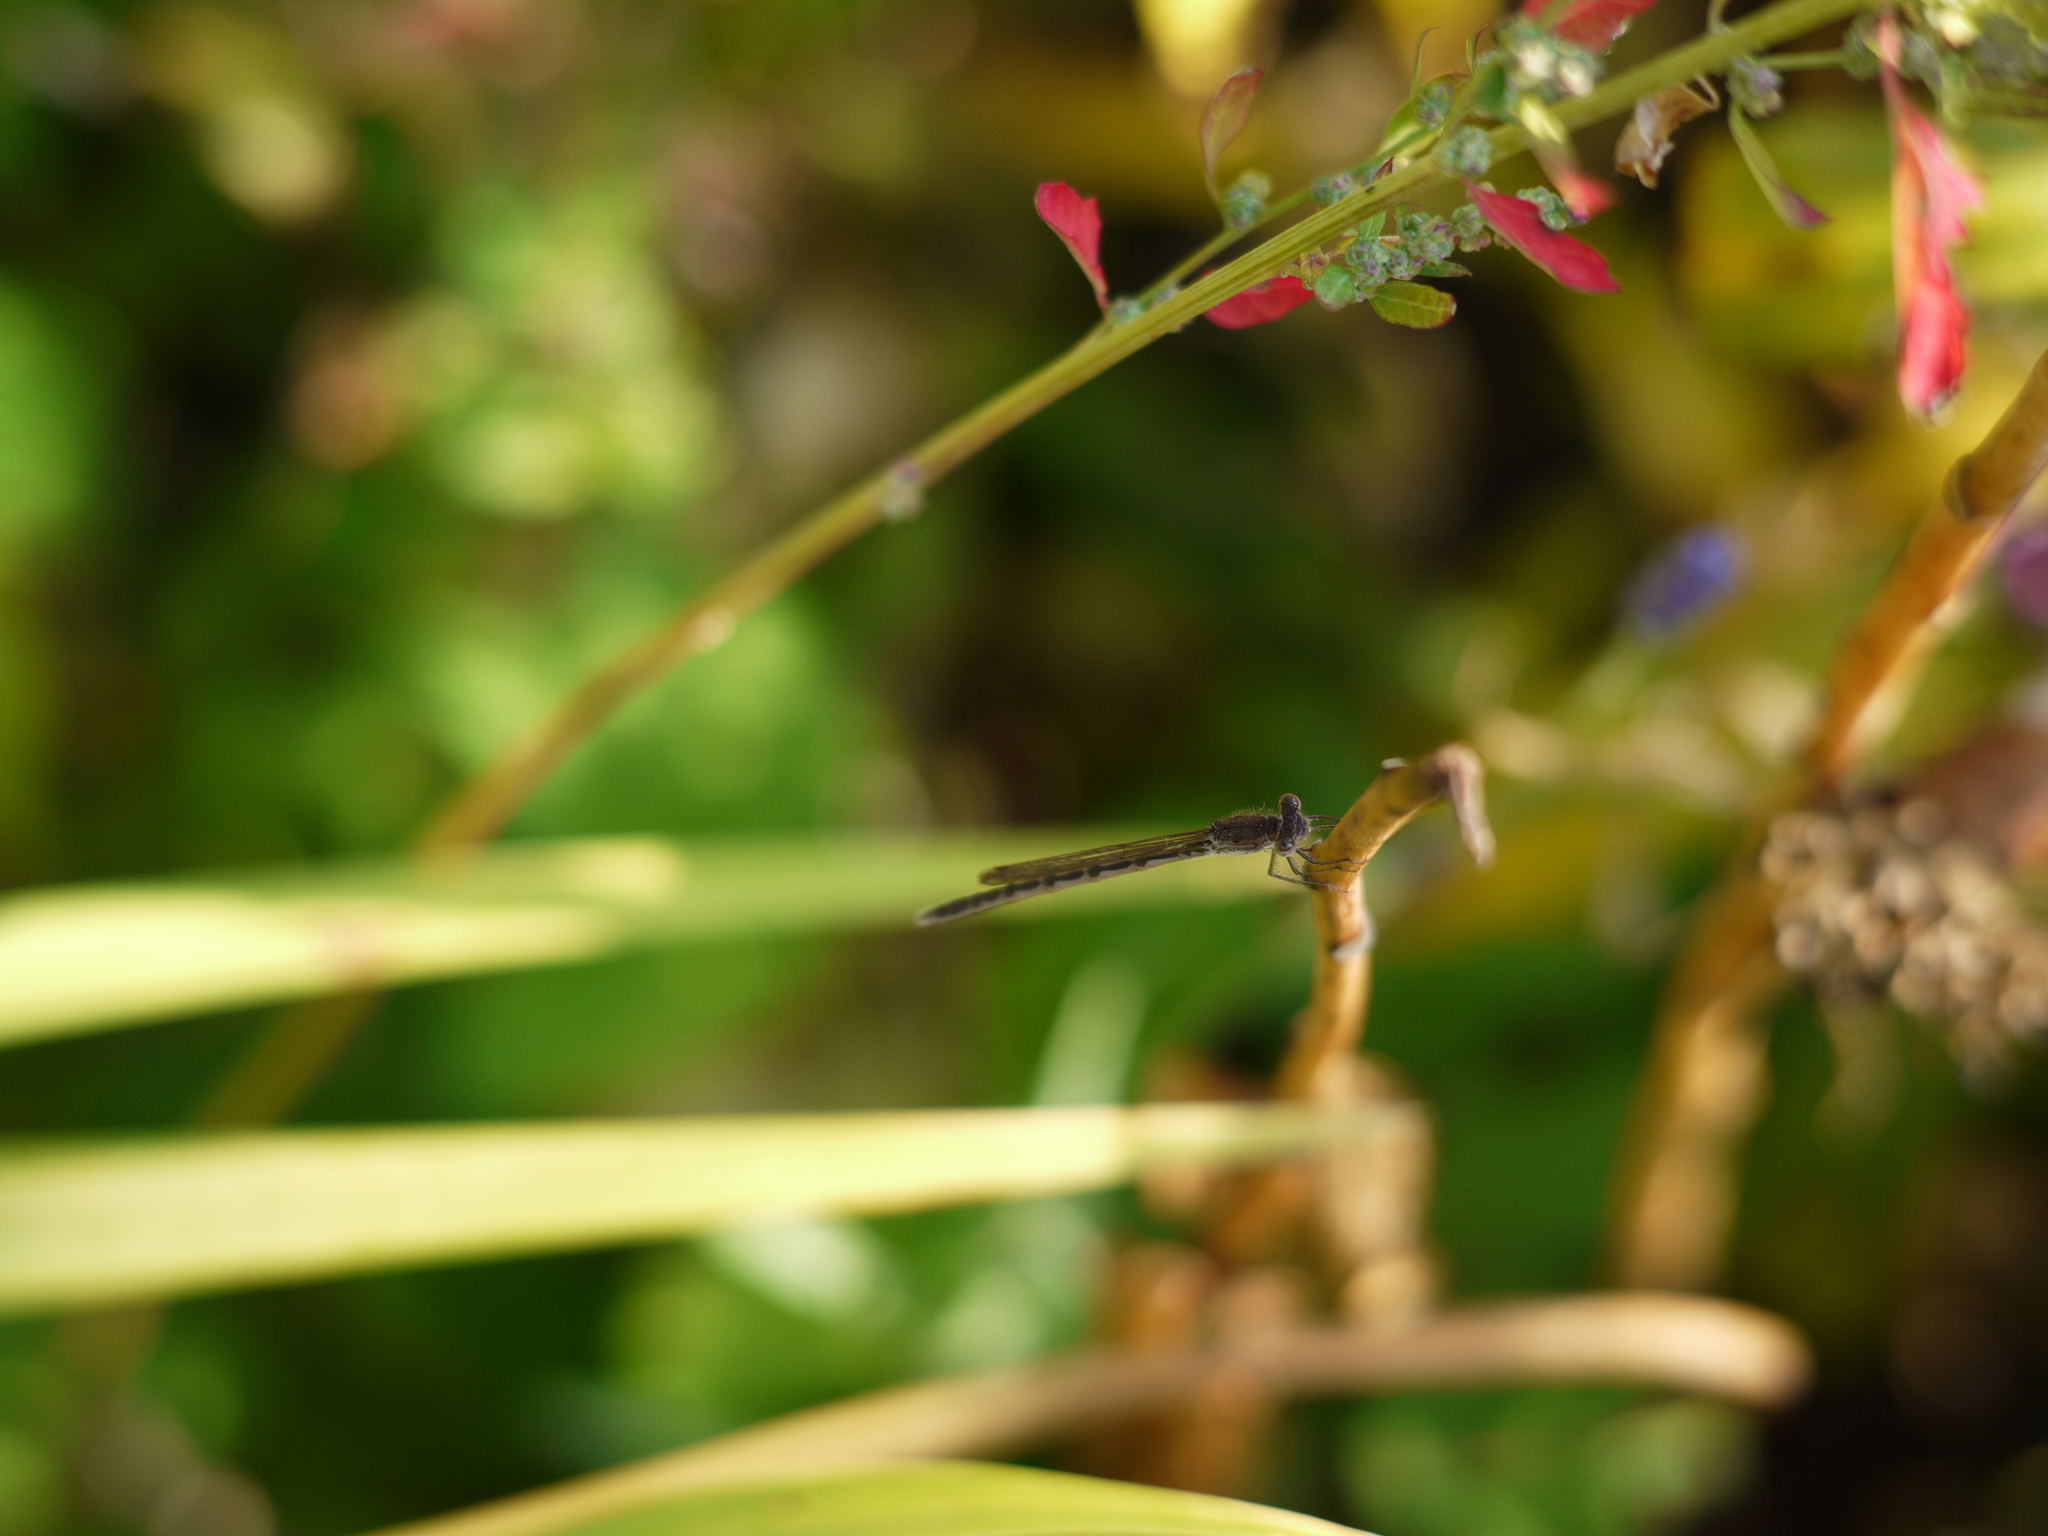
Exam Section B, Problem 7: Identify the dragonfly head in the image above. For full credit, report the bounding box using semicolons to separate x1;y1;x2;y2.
1277;792;1311;851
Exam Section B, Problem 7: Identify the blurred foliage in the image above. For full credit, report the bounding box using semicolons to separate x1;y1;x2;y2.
0;0;2047;1534
1343;1389;1756;1536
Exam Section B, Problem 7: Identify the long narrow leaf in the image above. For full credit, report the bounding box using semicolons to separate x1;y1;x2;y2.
0;1102;1410;1314
375;1461;1362;1536
1727;106;1828;228
0;831;1294;1049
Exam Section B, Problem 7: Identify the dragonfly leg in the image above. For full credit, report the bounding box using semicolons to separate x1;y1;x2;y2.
1300;843;1366;879
1266;847;1351;893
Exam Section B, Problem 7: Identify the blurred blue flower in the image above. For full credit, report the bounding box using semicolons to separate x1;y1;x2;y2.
1624;526;1746;640
2003;525;2048;629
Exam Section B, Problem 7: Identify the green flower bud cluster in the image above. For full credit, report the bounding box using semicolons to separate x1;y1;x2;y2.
1846;5;2048;122
1311;172;1358;207
1315;208;1465;310
1432;125;1493;178
1516;185;1574;231
1222;170;1271;231
1399;211;1456;266
1414;77;1455;128
1728;55;1785;115
1499;20;1602;97
1449;202;1492;251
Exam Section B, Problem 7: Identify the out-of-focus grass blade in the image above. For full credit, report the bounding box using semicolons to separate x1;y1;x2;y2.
0;1102;1407;1315
0;831;1293;1049
375;1460;1364;1536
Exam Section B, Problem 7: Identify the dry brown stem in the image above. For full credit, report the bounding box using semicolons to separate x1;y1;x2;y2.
1610;347;2048;1289
366;1293;1809;1536
1809;347;2048;786
1197;750;1488;1278
1278;746;1495;1105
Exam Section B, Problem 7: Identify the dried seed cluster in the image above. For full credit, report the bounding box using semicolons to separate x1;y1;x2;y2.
1766;800;2048;1080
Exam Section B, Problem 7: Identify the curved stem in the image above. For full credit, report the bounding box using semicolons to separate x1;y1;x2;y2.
1608;345;2048;1288
200;0;1883;1138
365;1293;1810;1536
420;0;1877;855
1205;748;1491;1269
1277;746;1494;1103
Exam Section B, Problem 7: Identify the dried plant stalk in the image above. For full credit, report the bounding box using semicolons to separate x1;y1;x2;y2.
1279;746;1495;1104
1809;347;2048;785
1610;347;2048;1289
369;1293;1810;1536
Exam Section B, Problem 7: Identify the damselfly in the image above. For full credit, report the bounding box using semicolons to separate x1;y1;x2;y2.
915;793;1340;926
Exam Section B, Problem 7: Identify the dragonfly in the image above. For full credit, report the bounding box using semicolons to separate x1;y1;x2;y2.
915;793;1344;926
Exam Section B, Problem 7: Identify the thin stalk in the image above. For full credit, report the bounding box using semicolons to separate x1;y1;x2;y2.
213;0;1879;1144
1607;345;2048;1288
1756;47;1857;66
1278;747;1494;1103
365;1293;1810;1536
1206;747;1491;1266
421;0;1879;856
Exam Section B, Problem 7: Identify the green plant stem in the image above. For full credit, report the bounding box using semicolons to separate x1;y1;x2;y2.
211;0;1882;1141
419;0;1874;858
1134;188;1315;308
1756;47;1856;67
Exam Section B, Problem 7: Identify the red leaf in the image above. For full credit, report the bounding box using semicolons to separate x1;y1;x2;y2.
1898;266;1971;420
1200;68;1262;198
1203;275;1314;329
1880;19;1980;417
1547;160;1616;220
1034;182;1110;312
1463;182;1619;294
1525;0;1660;51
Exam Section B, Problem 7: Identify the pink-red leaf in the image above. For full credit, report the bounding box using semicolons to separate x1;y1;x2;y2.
1880;18;1980;418
1547;160;1617;220
1203;275;1314;329
1526;0;1661;51
1034;182;1110;312
1199;69;1262;199
1463;182;1619;294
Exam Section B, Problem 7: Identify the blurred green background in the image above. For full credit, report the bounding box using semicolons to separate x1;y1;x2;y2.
2;0;2048;1533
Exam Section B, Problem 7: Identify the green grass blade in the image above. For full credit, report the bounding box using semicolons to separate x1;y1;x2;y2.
375;1460;1365;1536
0;1103;1407;1314
0;832;1292;1050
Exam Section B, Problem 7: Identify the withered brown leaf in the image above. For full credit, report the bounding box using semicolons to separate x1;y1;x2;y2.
1614;82;1719;188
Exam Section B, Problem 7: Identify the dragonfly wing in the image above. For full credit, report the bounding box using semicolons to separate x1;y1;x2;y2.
978;829;1213;885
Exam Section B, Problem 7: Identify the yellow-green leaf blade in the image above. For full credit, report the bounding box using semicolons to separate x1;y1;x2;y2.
376;1461;1366;1536
0;1103;1406;1315
0;831;1294;1050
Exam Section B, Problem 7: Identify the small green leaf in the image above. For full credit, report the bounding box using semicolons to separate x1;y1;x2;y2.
1466;58;1512;119
1313;266;1362;309
1358;211;1387;240
1367;280;1457;328
1727;106;1828;228
1372;100;1425;158
1200;69;1263;200
1417;261;1472;277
